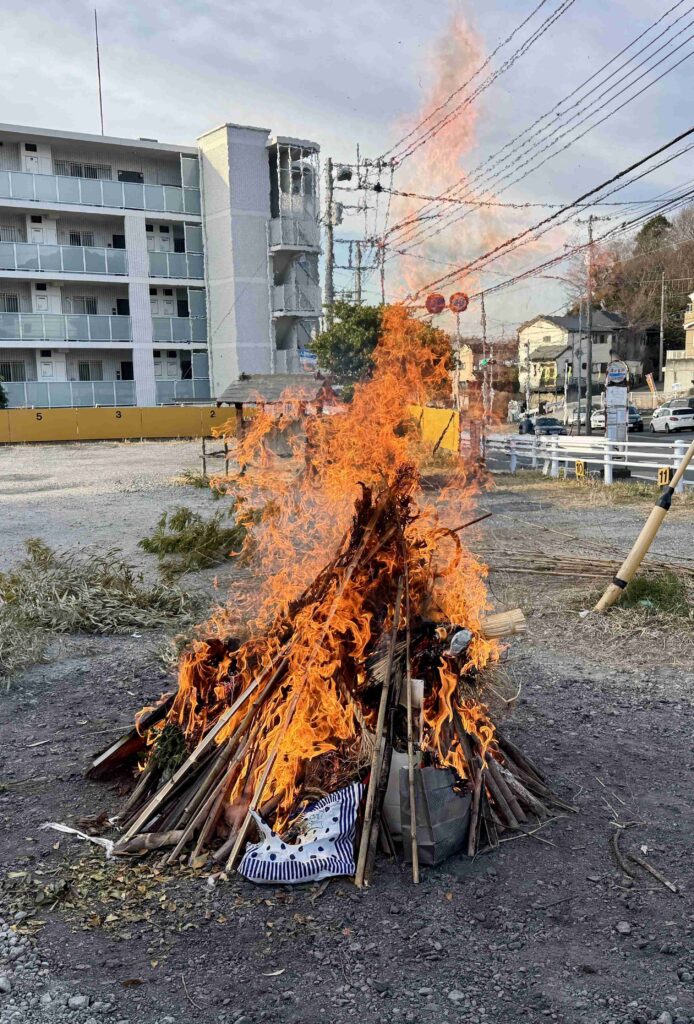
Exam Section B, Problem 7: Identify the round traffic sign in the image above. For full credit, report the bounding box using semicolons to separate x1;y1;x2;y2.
449;292;469;313
425;293;446;315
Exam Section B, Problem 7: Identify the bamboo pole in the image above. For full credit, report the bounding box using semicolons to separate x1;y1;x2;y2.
354;578;403;889
402;556;420;885
594;438;694;612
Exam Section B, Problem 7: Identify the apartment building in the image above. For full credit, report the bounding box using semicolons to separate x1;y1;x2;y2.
0;122;321;408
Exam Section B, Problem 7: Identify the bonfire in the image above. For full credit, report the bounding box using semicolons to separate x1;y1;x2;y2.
93;306;570;885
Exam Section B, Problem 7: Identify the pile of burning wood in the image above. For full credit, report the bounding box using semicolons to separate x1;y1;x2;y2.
91;306;571;884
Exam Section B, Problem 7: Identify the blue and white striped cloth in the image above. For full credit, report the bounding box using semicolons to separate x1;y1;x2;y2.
238;781;364;884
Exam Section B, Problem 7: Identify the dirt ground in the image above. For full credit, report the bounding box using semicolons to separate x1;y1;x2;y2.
0;442;693;1024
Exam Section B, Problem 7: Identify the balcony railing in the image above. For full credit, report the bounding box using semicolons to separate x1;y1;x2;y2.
0;311;132;343
0;169;201;215
269;217;320;249
272;282;322;315
152;316;207;344
2;380;136;408
148;250;204;280
155;378;211;403
0;241;128;276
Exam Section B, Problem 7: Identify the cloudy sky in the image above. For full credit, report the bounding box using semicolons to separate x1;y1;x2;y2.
3;0;694;334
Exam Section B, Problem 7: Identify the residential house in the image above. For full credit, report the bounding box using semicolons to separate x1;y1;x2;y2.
518;311;656;402
0;121;321;408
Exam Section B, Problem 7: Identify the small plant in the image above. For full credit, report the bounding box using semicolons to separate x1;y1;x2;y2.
173;468;222;496
618;572;691;617
0;381;7;410
138;505;249;576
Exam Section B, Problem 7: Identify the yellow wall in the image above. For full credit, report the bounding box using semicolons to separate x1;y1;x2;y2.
1;406;233;444
411;405;459;452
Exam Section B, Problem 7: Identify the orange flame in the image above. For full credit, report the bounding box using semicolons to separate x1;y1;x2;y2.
149;305;500;831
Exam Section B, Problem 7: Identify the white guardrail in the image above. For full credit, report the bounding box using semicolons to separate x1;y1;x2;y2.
485;434;693;491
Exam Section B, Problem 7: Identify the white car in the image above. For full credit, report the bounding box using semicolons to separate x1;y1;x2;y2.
650;406;694;433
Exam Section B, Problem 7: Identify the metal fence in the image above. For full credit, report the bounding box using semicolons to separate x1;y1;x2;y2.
3;380;136;407
0;241;128;276
485;434;694;491
0;169;201;215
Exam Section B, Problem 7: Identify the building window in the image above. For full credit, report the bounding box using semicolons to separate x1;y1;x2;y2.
0;360;26;382
78;360;103;382
0;293;19;312
54;160;112;180
24;143;37;153
67;295;98;315
0;224;22;242
68;230;95;247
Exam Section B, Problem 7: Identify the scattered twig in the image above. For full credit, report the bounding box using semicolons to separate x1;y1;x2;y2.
181;973;202;1010
610;829;637;879
626;850;680;895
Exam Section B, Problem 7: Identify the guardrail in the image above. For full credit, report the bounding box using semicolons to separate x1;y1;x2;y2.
485;434;693;491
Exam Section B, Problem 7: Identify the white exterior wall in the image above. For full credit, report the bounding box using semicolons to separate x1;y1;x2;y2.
199;125;274;394
124;213;156;405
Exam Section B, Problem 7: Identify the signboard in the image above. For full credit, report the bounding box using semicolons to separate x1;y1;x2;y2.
425;293;446;315
449;292;469;313
645;372;656;396
605;359;629;385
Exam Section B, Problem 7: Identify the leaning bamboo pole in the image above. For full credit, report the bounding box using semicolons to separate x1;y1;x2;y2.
594;438;694;612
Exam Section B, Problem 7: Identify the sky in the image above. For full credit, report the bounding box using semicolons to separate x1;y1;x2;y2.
3;0;694;336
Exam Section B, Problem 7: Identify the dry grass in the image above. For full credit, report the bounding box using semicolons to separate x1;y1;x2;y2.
0;539;192;689
494;470;694;509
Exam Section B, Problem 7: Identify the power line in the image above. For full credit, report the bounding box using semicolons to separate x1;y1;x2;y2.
387;3;694;254
377;0;554;162
406;126;694;299
391;0;579;166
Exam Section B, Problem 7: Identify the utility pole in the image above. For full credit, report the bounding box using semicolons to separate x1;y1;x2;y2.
379;240;386;305
324;156;335;327
576;299;583;431
585;214;594;435
355;240;362;305
524;338;531;414
659;269;666;383
94;8;105;136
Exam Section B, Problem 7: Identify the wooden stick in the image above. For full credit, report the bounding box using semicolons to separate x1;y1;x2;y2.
610;829;637;879
594;437;694;611
482;757;519;830
115;830;184;855
116;662;282;845
626;849;679;894
497;733;546;784
402;552;420;885
499;765;549;819
487;757;527;823
467;756;484;857
355;577;404;889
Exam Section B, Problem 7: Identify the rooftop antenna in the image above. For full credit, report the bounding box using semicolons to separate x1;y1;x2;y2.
94;8;104;135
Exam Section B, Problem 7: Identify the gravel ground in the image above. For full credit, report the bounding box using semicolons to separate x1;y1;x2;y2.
0;444;692;1024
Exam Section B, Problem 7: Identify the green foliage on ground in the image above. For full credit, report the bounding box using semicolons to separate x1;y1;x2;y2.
617;571;691;617
138;504;248;576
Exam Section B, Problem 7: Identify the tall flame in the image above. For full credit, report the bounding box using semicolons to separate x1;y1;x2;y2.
152;306;499;830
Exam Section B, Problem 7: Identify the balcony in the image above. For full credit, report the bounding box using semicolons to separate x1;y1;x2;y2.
0;169;201;216
3;380;136;408
148;250;204;280
272;282;322;315
0;312;131;344
152;316;207;344
269;217;320;250
155;378;211;403
0;241;127;276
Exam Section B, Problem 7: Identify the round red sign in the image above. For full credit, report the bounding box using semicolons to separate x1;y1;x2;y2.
449;292;469;313
425;293;446;315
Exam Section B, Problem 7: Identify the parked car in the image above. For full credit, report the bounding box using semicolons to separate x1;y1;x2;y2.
590;405;644;431
533;416;567;436
650;406;694;433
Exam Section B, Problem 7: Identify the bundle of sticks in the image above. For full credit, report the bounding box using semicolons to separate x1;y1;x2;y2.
93;469;569;883
481;548;694;581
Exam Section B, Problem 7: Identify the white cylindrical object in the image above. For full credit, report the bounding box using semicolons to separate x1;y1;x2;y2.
674;439;687;494
509;437;517;474
604;445;613;486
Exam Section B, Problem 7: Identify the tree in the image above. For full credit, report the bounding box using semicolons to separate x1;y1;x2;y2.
311;302;452;397
310;301;382;388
